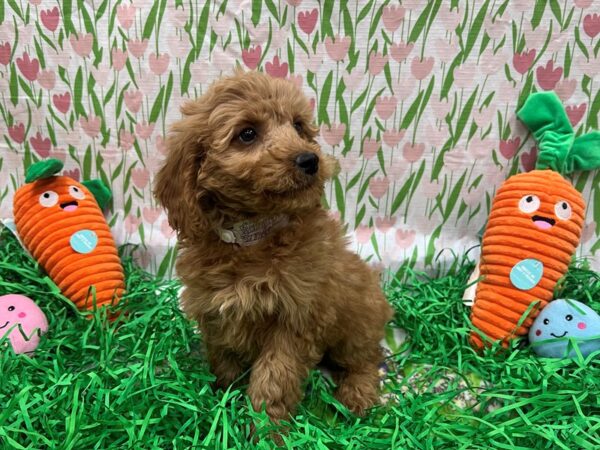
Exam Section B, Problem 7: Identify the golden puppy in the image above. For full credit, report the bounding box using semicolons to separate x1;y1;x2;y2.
154;70;393;422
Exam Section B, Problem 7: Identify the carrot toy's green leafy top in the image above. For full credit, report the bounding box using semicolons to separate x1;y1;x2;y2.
517;92;600;175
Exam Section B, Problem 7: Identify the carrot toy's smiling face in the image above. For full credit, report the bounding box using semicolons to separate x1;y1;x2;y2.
20;176;98;219
518;193;573;231
491;170;586;240
38;183;87;213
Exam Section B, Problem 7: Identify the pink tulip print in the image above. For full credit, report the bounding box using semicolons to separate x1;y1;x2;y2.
0;42;10;65
342;70;364;92
112;48;128;71
16;52;39;81
499;137;521;159
386;159;407;181
468;136;493;160
369;177;390;199
421;180;441;199
49;147;67;162
443;150;470;171
0;0;599;279
117;4;136;29
375;96;398;120
403;142;425;163
536;60;562;90
143;207;162;224
242;45;262;69
369;52;388;76
583;14;600;38
575;0;593;8
80;116;102;138
37;70;55;90
362;137;380;159
435;38;458;63
149;53;170;76
128;39;148;58
136;122;155;140
521;146;538;172
53;92;71;114
411;57;434;80
91;64;110;88
383;129;405;148
390;42;414;62
321;123;346;146
124;90;143;113
8;123;26;144
554;79;577;101
298;9;318;34
513;50;536;74
382;5;405;33
375;216;397;233
395;229;416;249
132;168;150;189
125;214;142;234
30;132;51;157
566;103;587;126
119;130;135;150
70;33;94;58
338;154;358;174
355;225;373;245
324;35;351;62
265;55;288;78
40;7;60;32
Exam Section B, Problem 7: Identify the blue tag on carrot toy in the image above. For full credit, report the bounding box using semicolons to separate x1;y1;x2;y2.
70;230;98;254
510;259;544;290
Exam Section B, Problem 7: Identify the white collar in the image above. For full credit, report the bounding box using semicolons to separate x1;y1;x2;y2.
217;214;289;246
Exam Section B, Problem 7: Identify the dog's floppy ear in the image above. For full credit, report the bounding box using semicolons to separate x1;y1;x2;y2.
154;107;208;239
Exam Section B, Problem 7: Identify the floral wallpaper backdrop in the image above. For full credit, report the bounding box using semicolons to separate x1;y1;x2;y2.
0;0;599;278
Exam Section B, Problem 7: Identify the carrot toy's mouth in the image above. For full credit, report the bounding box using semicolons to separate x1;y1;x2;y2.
0;321;9;329
532;215;555;230
60;201;79;212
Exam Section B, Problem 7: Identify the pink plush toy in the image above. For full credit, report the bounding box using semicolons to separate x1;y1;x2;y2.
0;294;48;354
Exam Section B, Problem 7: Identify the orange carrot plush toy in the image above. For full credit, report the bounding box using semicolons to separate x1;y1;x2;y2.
470;92;600;349
12;159;125;313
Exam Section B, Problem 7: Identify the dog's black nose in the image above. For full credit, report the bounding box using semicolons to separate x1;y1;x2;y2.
295;152;319;175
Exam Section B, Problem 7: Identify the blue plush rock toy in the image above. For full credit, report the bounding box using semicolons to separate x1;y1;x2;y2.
529;299;600;358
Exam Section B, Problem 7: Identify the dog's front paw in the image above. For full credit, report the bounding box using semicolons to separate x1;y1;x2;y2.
334;382;378;416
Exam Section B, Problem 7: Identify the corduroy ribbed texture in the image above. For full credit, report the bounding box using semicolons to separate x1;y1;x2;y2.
13;176;124;311
470;170;585;348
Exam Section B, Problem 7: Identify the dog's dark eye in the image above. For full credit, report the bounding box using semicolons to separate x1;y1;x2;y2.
293;122;303;134
239;127;257;144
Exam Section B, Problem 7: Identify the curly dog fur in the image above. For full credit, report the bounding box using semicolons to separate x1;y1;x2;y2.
154;70;393;422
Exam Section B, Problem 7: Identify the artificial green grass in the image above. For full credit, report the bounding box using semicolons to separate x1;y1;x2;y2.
1;226;600;449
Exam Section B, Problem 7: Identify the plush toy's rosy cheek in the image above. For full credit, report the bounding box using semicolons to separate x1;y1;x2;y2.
578;322;586;330
535;329;541;336
18;312;26;318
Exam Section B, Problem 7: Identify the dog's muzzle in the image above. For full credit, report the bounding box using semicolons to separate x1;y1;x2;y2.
295;152;319;175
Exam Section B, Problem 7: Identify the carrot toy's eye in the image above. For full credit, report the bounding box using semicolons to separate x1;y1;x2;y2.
69;185;86;200
39;191;59;208
554;201;572;220
518;194;540;214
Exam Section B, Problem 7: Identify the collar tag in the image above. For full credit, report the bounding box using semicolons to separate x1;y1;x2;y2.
219;215;289;246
